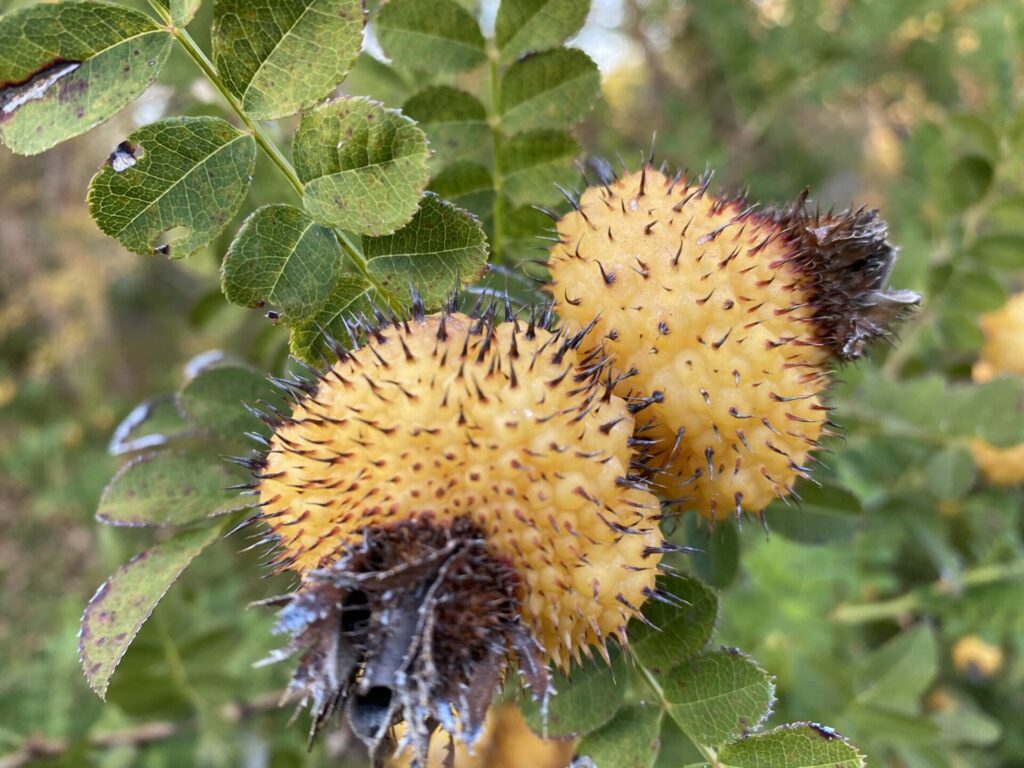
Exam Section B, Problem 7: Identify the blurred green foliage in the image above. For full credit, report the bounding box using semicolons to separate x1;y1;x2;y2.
1;0;1023;766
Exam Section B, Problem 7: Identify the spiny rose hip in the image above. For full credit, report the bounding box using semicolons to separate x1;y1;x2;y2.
547;166;918;520
969;292;1024;486
245;306;663;765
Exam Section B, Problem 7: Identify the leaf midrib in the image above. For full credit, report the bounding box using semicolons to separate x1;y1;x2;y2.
110;131;250;240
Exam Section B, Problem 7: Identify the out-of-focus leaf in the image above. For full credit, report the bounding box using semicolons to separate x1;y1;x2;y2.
428;161;494;217
294;96;430;236
79;524;223;698
375;0;486;73
495;0;591;63
96;452;250;526
663;649;775;748
687;517;740;589
501;129;579;206
575;704;662;768
364;193;488;307
949;154;993;210
0;2;172;155
221;204;345;319
923;445;976;501
944;269;1007;312
971;233;1024;269
88;117;256;259
343;52;411;107
855;624;937;712
500;48;600;135
177;364;281;440
931;693;1001;747
211;0;365;120
403;86;488;165
108;396;192;456
946;113;999;161
716;724;865;768
852;372;1024;448
155;0;202;26
520;652;628;739
171;0;202;26
630;575;718;674
288;273;377;363
764;483;862;545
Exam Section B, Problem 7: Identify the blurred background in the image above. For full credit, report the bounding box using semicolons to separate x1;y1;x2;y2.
1;0;1022;766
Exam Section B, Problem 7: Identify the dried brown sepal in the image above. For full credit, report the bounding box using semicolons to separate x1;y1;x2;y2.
768;192;921;360
258;517;548;768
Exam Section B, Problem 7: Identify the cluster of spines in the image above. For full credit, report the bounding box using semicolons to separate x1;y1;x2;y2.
238;291;677;610
543;151;921;522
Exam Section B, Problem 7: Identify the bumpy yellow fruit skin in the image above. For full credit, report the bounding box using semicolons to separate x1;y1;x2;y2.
952;634;1003;679
549;169;830;519
258;312;662;667
970;292;1024;485
972;292;1024;384
389;703;575;768
968;439;1024;487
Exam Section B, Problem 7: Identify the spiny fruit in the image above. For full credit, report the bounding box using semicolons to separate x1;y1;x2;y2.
547;165;918;520
245;303;664;765
972;292;1024;384
969;292;1024;486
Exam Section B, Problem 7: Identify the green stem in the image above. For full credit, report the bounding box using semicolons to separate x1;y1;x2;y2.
488;45;506;263
146;2;383;299
633;655;720;767
832;559;1024;624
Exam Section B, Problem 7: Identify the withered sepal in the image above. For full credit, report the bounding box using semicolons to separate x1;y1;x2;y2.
257;517;550;767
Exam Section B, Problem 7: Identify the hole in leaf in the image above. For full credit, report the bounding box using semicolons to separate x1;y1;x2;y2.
108;141;144;172
152;225;191;257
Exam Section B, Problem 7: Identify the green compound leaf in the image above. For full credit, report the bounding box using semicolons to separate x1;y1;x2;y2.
495;0;591;63
763;482;862;545
575;704;663;768
716;723;865;768
88;117;256;259
663;649;776;748
500;48;600;135
96;452;250;527
629;574;718;674
375;0;486;73
520;651;628;739
0;2;172;156
294;96;430;236
289;273;377;363
364;193;488;307
178;364;282;440
79;523;223;698
501;129;580;207
403;86;488;165
221;204;345;319
211;0;365;120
